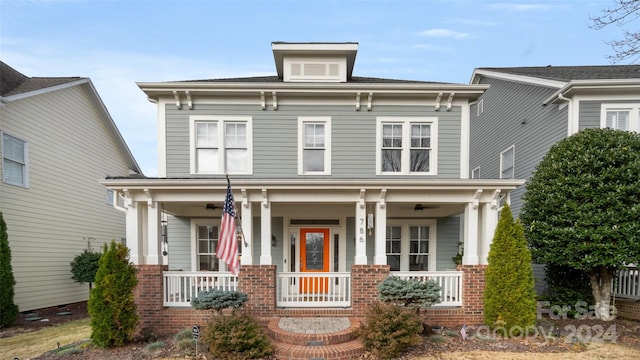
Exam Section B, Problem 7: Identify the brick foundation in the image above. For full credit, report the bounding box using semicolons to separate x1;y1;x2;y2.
616;298;640;321
238;265;277;316
351;265;390;317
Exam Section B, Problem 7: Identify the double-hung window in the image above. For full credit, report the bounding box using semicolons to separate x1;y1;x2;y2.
194;223;222;271
377;117;437;175
298;117;331;175
500;145;515;179
190;116;252;175
601;104;640;132
1;132;29;187
386;226;402;271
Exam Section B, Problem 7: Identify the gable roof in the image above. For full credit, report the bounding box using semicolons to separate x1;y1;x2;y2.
0;61;143;175
475;65;640;83
1;61;83;97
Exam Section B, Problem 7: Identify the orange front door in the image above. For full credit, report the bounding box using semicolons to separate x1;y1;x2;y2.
300;228;330;293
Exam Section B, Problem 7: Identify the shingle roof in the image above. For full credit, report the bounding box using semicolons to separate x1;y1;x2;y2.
477;65;640;82
177;75;448;85
0;61;83;97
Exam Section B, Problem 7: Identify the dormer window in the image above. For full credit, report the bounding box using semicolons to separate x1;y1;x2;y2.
284;57;346;82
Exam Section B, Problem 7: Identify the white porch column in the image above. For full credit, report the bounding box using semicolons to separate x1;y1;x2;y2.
480;202;499;265
463;201;479;265
240;201;253;265
260;191;272;265
125;201;141;265
146;202;162;265
354;195;367;265
374;201;387;265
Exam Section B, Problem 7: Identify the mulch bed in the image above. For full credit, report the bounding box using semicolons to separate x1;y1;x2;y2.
0;301;89;339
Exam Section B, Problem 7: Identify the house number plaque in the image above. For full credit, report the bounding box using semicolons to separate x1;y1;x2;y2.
359;218;365;242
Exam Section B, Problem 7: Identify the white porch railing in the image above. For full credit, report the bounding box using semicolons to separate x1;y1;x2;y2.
615;266;640;300
276;272;351;307
163;271;238;307
391;271;463;307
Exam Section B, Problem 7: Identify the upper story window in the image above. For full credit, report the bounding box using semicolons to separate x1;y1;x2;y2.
284;57;346;82
601;104;640;132
1;132;29;188
376;117;438;175
500;145;515;179
189;116;252;175
298;117;331;175
471;167;480;179
476;99;484;116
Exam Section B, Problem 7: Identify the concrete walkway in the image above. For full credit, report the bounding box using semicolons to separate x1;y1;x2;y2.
278;317;351;334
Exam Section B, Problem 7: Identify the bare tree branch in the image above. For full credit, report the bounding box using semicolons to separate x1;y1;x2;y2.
590;0;640;63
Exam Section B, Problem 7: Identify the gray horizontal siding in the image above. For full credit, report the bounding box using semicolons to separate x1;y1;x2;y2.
436;216;461;271
579;100;640;131
165;104;462;179
469;78;567;216
167;216;191;271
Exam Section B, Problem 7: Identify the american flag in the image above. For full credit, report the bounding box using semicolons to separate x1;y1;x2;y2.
216;178;239;275
460;323;467;341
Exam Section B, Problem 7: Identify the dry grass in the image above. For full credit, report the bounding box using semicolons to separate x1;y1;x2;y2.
415;343;640;360
0;318;91;359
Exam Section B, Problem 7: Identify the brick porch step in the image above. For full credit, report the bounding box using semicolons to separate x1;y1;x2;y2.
266;317;364;360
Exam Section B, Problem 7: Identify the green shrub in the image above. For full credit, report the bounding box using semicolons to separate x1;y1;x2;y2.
203;313;273;360
144;341;165;352
70;237;102;291
544;264;594;318
88;240;138;348
0;211;18;327
378;276;441;310
359;302;423;359
191;289;248;314
174;328;196;354
483;204;537;336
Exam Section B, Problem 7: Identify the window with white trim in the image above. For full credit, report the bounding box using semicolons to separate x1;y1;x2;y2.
2;132;29;187
500;145;515;179
377;117;438;175
298;117;331;174
195;224;222;271
477;99;484;116
386;220;437;271
189;116;252;175
471;167;480;179
386;226;401;271
600;104;640;132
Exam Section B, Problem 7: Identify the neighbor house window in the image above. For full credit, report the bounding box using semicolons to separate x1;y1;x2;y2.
471;167;480;179
298;117;331;174
1;132;29;187
189;116;252;175
377;117;438;175
476;99;484;116
500;145;515;179
601;104;640;132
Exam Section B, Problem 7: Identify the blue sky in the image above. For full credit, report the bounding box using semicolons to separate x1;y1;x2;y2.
0;0;624;177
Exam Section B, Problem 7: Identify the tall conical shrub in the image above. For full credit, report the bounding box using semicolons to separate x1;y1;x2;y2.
483;204;537;335
88;240;138;347
0;211;19;327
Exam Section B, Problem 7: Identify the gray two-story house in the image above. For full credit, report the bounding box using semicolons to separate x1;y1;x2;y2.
102;42;523;334
468;65;640;318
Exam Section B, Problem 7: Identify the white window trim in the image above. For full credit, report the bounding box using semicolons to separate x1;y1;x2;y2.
1;131;29;188
500;145;515;179
188;115;253;175
298;116;331;175
190;219;227;272
376;117;438;175
471;166;480;179
476;99;484;116
387;219;437;272
600;103;640;132
283;56;347;82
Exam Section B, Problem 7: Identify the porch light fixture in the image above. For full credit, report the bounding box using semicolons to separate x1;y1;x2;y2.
414;204;425;211
161;209;168;256
271;235;277;247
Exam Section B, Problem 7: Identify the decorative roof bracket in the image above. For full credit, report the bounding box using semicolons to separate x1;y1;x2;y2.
185;91;192;110
260;91;265;110
447;92;455;111
359;188;366;208
355;92;361;111
379;189;387;209
144;188;154;207
172;91;181;109
272;91;278;110
367;92;373;111
262;189;269;208
435;92;442;111
473;189;482;209
491;189;502;209
241;189;249;208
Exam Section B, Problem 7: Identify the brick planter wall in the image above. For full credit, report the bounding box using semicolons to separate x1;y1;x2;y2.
351;265;390;317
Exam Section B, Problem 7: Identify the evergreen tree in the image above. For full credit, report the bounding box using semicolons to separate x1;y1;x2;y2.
88;240;138;347
0;211;19;327
484;204;537;335
70;237;101;291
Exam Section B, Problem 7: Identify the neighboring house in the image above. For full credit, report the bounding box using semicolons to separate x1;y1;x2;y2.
101;42;523;333
0;62;141;312
468;65;640;313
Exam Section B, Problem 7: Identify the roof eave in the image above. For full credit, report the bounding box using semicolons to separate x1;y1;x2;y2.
543;79;640;105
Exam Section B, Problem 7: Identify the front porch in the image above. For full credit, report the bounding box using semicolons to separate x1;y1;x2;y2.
162;270;463;308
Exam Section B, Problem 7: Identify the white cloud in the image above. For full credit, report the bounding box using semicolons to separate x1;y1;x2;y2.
488;3;566;11
417;28;469;39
